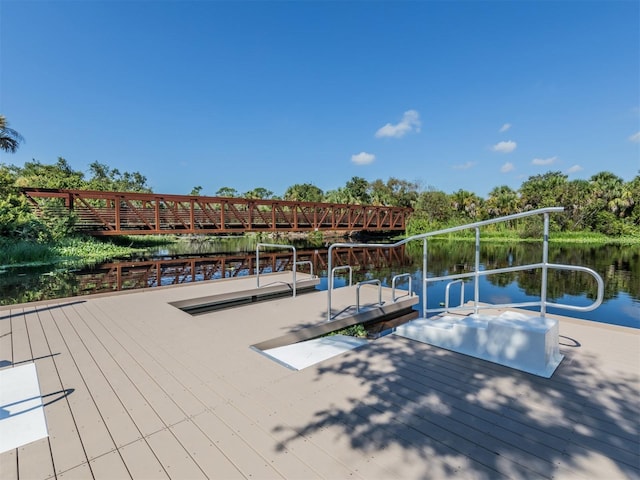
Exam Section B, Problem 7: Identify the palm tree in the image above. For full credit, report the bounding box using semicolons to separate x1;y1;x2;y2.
0;115;24;153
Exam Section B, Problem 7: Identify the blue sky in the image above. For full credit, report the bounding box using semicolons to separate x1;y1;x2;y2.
1;1;638;198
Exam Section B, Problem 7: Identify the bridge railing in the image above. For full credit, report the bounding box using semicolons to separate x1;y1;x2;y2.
21;188;411;235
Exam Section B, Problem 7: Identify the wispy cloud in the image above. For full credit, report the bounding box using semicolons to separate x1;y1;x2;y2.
500;162;515;173
566;165;583;174
492;140;517;153
499;123;511;133
351;152;376;165
532;156;558;166
375;110;421;138
629;131;640;143
452;161;476;170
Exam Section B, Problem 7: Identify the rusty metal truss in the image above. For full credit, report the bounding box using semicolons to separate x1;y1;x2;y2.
21;188;412;235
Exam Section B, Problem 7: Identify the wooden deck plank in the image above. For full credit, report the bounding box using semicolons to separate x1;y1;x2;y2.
9;307;30;364
17;437;55;480
72;301;210;421
211;400;322;479
190;410;284;479
118;439;169;480
395;354;640;469
144;428;208;479
51;304;167;440
0;449;17;480
49;309;165;446
1;275;637;480
89;450;132;480
33;307;93;476
57;462;93;479
0;308;13;366
168;418;244;479
255;367;508;480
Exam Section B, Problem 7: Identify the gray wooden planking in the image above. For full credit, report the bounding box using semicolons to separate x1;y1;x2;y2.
0;272;638;479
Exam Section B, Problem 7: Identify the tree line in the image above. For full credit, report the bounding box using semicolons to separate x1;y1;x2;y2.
1;115;638;242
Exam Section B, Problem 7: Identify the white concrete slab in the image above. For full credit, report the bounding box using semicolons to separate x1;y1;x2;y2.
0;363;48;453
261;334;369;370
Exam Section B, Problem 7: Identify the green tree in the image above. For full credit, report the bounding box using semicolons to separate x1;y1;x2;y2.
519;171;567;210
485;185;520;217
15;158;85;189
369;177;420;207
190;186;203;196
414;188;452;223
323;187;350;204
0;115;24;153
244;187;274;199
86;161;151;192
451;189;483;220
216;186;238;197
344;176;371;204
284;183;324;202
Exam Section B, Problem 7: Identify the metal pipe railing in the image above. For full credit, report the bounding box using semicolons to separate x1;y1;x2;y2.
256;243;297;297
295;260;314;278
445;279;465;312
330;265;353;289
392;273;413;302
326;207;604;322
356;279;382;313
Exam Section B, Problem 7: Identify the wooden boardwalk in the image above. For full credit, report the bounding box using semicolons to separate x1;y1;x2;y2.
1;273;638;479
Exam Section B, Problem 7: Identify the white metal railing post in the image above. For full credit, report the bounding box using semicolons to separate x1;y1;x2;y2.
423;238;428;318
540;213;550;318
331;265;353;288
327;244;335;321
474;227;480;314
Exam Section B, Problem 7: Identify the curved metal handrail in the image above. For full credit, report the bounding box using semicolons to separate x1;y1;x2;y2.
331;265;353;289
256;243;297;297
326;207;604;322
356;279;382;313
392;273;413;302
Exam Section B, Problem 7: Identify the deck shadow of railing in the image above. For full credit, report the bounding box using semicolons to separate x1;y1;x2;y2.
271;336;640;479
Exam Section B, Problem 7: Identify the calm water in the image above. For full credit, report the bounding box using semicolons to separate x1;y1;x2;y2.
1;238;638;329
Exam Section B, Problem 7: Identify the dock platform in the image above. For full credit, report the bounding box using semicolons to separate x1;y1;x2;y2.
1;272;638;479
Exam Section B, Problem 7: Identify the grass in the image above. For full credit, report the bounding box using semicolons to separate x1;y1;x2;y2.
0;236;149;268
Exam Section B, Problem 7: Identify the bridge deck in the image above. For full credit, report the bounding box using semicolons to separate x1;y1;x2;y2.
1;274;638;479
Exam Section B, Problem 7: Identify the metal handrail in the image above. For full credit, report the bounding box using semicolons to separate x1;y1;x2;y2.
296;260;314;278
445;279;465;312
392;273;413;302
326;207;604;321
331;265;353;289
256;243;297;298
356;279;383;313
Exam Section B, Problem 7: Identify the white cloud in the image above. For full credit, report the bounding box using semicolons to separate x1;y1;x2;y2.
351;152;376;165
499;123;511;133
452;161;476;170
566;164;583;174
492;140;517;153
375;110;421;138
629;131;640;143
532;156;558;166
500;162;515;173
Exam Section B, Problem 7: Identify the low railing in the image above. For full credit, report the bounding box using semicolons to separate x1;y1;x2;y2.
256;243;298;297
327;207;604;322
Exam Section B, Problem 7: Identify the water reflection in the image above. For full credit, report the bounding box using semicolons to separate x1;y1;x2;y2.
1;239;637;328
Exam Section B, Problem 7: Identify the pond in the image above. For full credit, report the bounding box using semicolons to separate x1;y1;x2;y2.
1;237;638;329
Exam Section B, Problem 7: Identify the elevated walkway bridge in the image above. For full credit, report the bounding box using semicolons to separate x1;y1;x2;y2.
21;188;412;236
